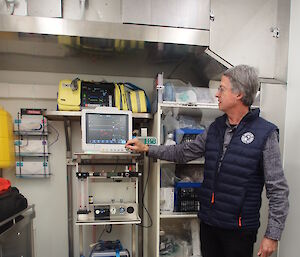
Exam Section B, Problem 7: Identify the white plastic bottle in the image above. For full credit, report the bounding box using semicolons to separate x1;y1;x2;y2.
164;133;176;145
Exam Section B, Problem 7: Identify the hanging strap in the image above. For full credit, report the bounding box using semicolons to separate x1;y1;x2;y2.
124;82;151;112
114;83;122;110
120;84;129;111
116;249;120;257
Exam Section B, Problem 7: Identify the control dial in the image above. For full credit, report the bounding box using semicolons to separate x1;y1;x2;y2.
110;207;117;215
127;206;134;214
119;207;126;214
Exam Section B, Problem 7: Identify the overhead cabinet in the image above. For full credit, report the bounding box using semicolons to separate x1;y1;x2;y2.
63;0;210;30
63;0;122;23
123;0;210;30
210;0;290;80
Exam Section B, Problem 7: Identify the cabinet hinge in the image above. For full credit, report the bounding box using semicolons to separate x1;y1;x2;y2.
270;27;280;38
210;11;215;22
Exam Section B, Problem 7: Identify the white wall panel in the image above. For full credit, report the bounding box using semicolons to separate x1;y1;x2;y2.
279;0;300;256
254;83;287;257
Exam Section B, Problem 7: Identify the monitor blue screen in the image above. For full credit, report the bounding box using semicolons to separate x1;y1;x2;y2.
86;113;128;144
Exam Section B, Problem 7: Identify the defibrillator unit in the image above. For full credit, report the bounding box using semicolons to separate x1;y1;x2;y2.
57;79;81;111
81;81;114;108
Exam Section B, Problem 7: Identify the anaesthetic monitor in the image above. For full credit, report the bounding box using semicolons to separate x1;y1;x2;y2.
81;107;132;153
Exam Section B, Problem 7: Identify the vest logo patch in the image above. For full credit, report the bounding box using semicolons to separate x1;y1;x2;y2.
241;132;255;144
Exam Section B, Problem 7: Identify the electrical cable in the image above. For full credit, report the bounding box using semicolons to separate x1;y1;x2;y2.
138;154;153;228
18;136;29;147
97;224;112;241
48;123;59;147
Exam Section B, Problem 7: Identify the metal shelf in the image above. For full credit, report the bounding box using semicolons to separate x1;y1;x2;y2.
160;102;219;109
160;102;260;110
16;153;50;157
0;15;209;47
160;212;198;219
44;110;152;121
74;152;140;160
76;218;141;226
160;158;204;165
16;174;52;178
14;131;48;136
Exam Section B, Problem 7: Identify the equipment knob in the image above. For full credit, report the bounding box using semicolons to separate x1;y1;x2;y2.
127;206;134;214
110;207;117;215
119;207;125;214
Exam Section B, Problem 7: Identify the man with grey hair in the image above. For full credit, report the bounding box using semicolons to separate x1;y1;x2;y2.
126;64;289;257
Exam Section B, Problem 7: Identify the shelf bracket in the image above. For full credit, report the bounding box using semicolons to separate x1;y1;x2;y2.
64;118;74;257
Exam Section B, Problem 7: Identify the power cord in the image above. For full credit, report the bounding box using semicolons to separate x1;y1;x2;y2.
97;224;112;241
48;123;59;147
138;154;153;228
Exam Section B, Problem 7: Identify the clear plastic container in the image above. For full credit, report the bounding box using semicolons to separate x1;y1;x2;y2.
163;84;216;104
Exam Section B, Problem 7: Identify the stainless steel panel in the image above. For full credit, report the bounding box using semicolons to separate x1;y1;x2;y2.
0;206;35;257
63;0;122;23
0;15;209;46
27;0;62;18
152;0;210;29
151;0;178;27
122;0;151;24
177;0;210;29
0;30;225;86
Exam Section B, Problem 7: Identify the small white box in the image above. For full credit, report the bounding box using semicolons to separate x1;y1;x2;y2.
14;115;47;133
141;128;148;137
15;139;48;154
160;187;174;213
16;161;50;176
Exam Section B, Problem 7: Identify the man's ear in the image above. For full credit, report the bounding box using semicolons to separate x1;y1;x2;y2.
236;92;244;100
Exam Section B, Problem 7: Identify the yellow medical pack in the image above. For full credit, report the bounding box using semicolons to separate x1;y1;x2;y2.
114;83;150;113
0;106;15;168
130;90;147;113
57;79;81;111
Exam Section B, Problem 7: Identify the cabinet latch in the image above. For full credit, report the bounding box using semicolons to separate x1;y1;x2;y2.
270;27;280;38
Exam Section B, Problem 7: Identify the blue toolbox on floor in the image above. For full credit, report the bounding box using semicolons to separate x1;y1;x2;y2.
90;240;130;257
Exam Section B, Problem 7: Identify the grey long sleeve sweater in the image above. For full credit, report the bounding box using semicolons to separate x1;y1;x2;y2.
148;125;289;240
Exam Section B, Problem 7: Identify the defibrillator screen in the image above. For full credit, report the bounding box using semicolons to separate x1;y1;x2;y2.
86;113;128;144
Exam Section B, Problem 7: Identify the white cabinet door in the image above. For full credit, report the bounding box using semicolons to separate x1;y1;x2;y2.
123;0;210;29
177;0;210;29
64;0;122;23
210;0;278;78
151;0;178;27
122;0;151;24
28;0;62;17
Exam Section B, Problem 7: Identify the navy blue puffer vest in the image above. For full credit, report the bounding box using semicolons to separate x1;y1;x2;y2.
199;109;277;230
